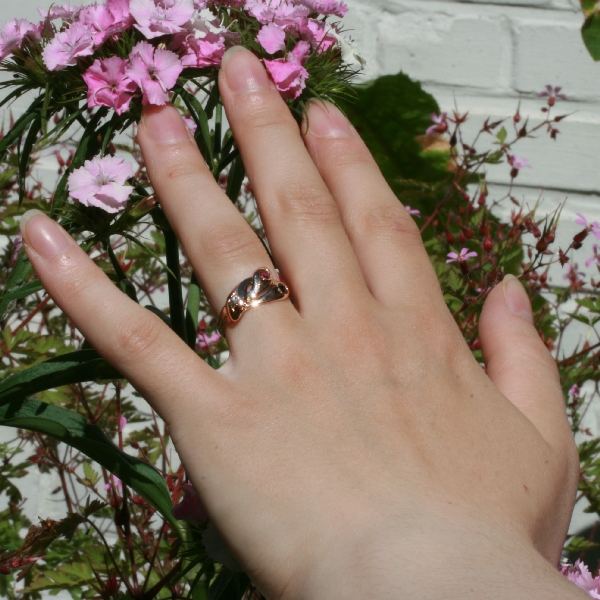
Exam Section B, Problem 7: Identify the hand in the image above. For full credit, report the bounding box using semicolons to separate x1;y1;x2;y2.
20;47;584;599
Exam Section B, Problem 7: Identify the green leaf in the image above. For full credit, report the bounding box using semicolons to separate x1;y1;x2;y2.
582;14;600;61
22;561;96;593
82;461;100;486
226;154;246;203
178;86;214;165
209;570;250;600
564;535;600;553
18;114;42;206
2;279;44;301
581;0;596;17
186;274;201;350
0;397;181;533
0;96;44;160
496;126;507;144
339;73;451;203
0;252;34;321
0;349;122;407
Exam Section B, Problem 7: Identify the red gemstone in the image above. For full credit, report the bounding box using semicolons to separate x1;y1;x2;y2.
258;269;270;279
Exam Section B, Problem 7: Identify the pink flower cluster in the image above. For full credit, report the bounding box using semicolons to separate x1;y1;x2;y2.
562;560;600;598
0;0;351;112
249;0;348;98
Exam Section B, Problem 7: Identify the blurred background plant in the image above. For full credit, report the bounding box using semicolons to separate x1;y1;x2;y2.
0;0;600;598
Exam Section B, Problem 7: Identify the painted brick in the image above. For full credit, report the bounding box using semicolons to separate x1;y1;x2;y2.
513;17;600;101
376;6;513;90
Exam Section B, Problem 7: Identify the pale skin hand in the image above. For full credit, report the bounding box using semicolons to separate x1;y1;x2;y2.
20;46;587;599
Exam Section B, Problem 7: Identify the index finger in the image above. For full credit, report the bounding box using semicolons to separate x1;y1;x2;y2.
19;210;226;426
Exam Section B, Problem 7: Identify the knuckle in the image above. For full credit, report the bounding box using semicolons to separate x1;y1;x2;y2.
197;222;261;267
112;311;165;363
358;204;422;243
275;180;340;225
238;93;292;134
320;138;375;170
55;258;103;304
156;148;205;183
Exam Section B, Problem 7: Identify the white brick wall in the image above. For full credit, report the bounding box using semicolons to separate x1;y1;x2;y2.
1;0;598;556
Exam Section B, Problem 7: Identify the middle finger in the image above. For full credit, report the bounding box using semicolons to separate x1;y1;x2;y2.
219;47;369;316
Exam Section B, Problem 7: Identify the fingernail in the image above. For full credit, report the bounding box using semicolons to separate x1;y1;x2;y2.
141;105;193;144
307;101;355;138
503;275;534;324
222;46;273;94
20;210;70;259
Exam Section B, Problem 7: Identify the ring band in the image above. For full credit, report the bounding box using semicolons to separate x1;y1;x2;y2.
217;268;289;334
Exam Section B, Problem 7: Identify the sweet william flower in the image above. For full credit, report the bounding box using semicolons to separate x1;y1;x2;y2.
297;0;348;17
68;155;134;213
171;8;232;68
79;0;133;46
42;22;94;71
38;4;82;21
264;40;310;100
257;23;286;54
130;0;195;39
561;560;600;598
126;40;183;105
0;19;41;61
83;57;138;115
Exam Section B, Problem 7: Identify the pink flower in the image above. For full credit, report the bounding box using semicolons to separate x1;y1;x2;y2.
297;0;348;17
118;416;128;432
68;155;134;213
126;41;183;105
576;213;592;228
509;155;532;170
83;57;138;115
42;22;94;71
0;19;41;61
38;4;82;21
171;10;232;68
264;40;311;100
539;85;567;104
197;329;221;351
426;112;448;136
184;116;197;134
446;248;477;264
171;482;208;526
561;560;600;598
245;0;310;28
257;23;286;54
299;18;337;52
405;205;421;217
575;213;600;240
78;0;133;46
569;384;581;398
587;245;600;268
104;475;123;491
130;0;195;39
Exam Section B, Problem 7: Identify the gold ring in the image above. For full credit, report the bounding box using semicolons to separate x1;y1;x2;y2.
217;268;289;334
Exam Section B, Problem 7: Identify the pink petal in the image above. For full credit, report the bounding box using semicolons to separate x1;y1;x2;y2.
257;23;286;54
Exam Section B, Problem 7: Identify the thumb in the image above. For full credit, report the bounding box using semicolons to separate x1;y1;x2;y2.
479;275;570;448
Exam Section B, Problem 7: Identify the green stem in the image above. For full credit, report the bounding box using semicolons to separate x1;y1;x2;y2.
165;228;187;343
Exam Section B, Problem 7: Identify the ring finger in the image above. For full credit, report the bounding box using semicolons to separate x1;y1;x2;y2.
137;105;298;336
